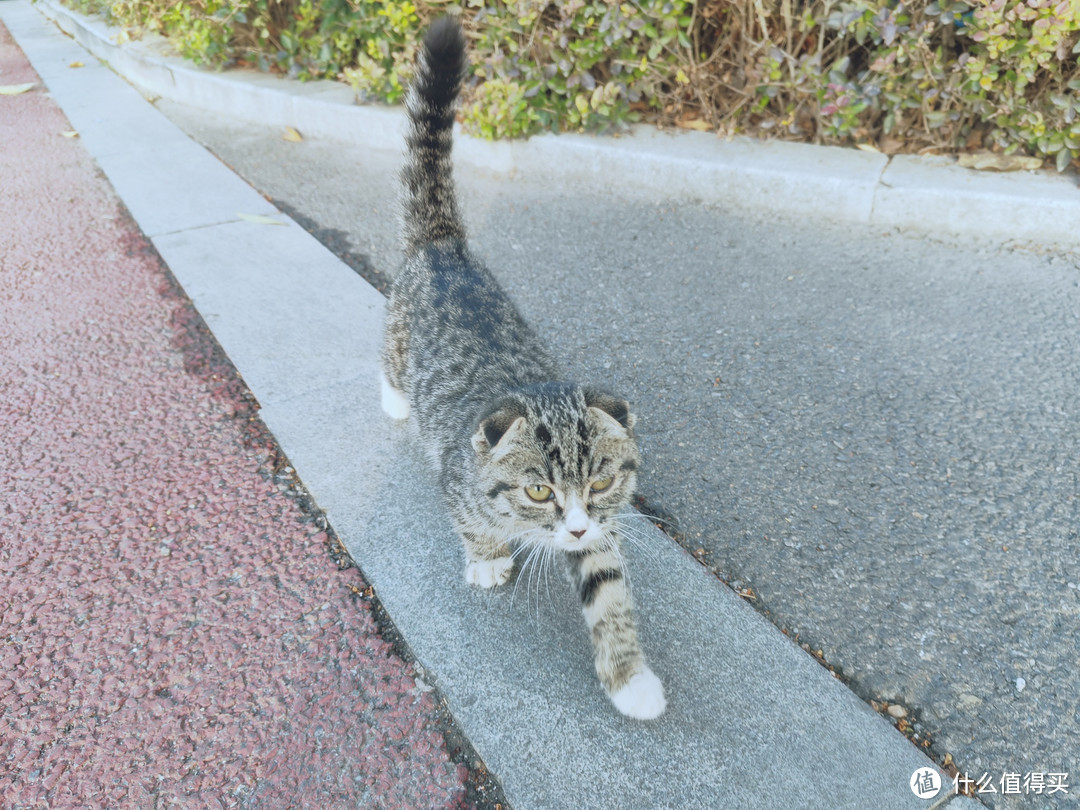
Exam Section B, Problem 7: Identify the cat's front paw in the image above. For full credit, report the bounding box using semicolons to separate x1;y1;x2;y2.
465;557;514;589
609;666;666;720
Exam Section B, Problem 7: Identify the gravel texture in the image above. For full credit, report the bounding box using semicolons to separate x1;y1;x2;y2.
0;27;468;808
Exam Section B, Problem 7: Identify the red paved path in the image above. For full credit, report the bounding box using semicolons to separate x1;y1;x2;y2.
1;24;468;808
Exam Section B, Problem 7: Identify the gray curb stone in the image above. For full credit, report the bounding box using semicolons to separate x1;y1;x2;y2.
33;0;1080;249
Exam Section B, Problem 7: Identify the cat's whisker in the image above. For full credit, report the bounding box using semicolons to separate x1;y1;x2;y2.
506;526;544;547
542;542;557;615
610;518;650;538
611;525;658;551
620;509;680;531
520;538;550;627
510;535;547;610
616;511;668;535
608;522;664;565
614;538;661;570
540;543;559;620
526;544;543;622
605;532;635;596
533;550;546;629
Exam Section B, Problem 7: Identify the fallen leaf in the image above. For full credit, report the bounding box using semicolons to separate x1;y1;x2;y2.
69;61;85;68
957;152;1044;171
237;213;286;226
61;130;79;138
282;126;303;142
0;83;36;95
855;142;880;153
675;118;711;132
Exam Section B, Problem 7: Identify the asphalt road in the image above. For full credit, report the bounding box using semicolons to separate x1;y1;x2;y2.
159;98;1080;808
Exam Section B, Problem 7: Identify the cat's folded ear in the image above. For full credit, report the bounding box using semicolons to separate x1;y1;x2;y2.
472;402;527;456
584;388;636;432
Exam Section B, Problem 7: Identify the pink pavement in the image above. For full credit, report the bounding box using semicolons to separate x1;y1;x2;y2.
0;23;470;808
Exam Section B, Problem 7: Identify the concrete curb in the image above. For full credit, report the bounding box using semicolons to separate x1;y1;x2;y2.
34;0;1080;248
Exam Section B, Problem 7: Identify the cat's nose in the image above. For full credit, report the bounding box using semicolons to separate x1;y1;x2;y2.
569;529;586;539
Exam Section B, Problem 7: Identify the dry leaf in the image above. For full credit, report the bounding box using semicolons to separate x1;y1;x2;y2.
69;61;85;68
61;130;79;138
237;213;286;226
675;118;711;132
855;142;880;153
879;137;905;155
0;83;36;95
957;152;1044;172
283;126;303;142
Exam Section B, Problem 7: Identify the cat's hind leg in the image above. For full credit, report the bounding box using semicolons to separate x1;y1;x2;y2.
380;370;411;420
379;292;411;420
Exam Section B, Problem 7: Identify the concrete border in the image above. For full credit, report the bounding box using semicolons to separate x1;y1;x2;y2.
32;0;1080;248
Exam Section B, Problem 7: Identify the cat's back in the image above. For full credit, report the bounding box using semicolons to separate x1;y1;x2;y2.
397;240;558;430
400;241;526;341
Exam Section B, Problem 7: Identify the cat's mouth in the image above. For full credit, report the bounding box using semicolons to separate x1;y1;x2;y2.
554;527;602;552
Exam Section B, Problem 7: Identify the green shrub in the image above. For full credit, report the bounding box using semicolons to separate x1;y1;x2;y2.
706;0;1080;167
60;0;1080;169
463;78;542;139
962;0;1080;170
462;0;692;134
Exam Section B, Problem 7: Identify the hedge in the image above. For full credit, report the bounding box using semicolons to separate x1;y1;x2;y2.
64;0;1080;168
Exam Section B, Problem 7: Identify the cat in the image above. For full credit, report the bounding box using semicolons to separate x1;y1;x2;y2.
379;17;665;721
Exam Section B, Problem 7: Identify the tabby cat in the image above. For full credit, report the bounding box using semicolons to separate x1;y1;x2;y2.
380;17;665;720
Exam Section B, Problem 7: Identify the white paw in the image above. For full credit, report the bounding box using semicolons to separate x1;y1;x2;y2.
380;373;410;420
609;666;666;720
465;557;514;589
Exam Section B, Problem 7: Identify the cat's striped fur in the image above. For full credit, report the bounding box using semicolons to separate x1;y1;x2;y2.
380;17;665;720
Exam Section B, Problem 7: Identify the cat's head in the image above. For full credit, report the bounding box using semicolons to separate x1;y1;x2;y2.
471;383;640;551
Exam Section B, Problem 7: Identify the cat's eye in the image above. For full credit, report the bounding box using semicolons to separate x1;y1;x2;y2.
525;484;554;502
590;477;614;493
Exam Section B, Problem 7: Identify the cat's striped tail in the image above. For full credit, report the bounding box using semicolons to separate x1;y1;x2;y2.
401;17;467;255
